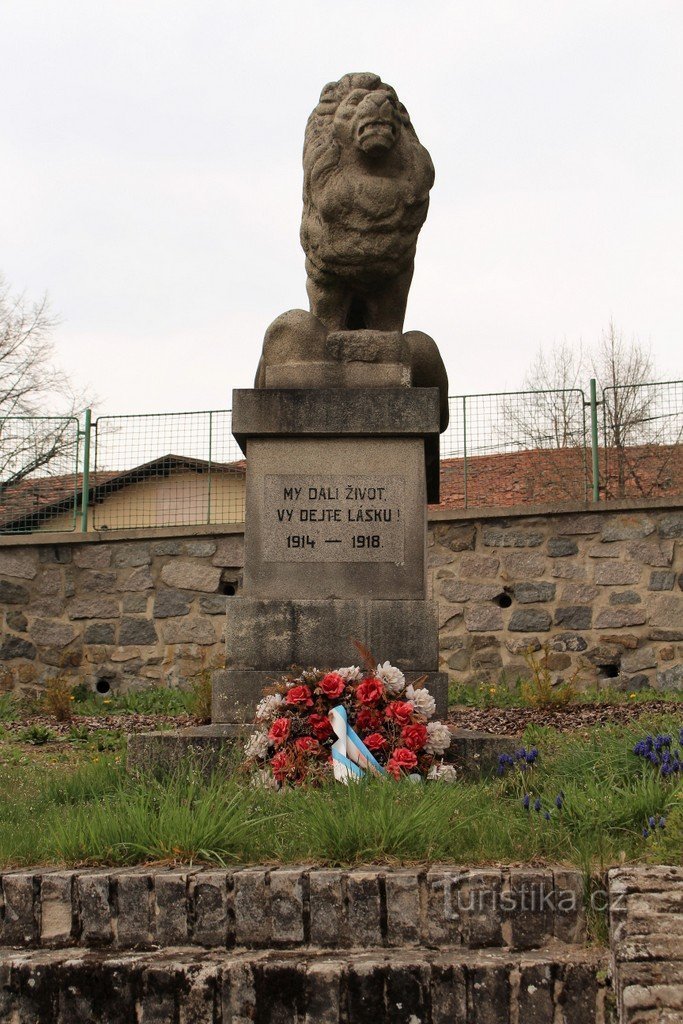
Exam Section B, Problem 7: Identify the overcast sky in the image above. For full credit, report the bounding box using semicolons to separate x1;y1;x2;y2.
2;1;682;417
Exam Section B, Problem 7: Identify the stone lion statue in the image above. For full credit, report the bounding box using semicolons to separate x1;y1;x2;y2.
300;72;435;332
256;72;448;433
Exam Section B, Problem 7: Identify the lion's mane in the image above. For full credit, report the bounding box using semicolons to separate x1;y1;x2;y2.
300;73;435;286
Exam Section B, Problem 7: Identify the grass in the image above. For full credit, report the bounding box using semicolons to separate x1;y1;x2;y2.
448;678;683;709
0;713;680;871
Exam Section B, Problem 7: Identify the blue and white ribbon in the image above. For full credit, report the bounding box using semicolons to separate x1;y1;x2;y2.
329;705;387;783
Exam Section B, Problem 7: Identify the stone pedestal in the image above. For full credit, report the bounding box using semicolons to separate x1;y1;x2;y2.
215;387;449;721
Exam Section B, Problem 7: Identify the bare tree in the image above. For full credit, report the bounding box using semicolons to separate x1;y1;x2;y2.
0;275;84;490
508;321;682;498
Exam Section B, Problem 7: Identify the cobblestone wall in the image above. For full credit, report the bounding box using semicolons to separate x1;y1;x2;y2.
0;532;243;696
430;505;683;694
1;501;681;698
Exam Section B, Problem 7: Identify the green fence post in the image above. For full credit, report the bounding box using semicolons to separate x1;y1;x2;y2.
80;408;92;531
589;379;600;503
462;396;468;508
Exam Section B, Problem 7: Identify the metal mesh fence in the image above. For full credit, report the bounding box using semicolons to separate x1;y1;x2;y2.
602;380;683;500
91;411;244;530
0;416;80;533
439;390;589;509
1;381;681;533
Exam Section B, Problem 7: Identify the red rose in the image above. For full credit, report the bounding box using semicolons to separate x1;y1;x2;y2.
295;736;321;754
401;723;428;751
385;701;414;726
363;732;388;752
356;707;383;732
356;677;385;705
308;713;333;741
286;685;314;708
387;747;418;778
270;750;292;781
319;672;346;699
268;717;290;745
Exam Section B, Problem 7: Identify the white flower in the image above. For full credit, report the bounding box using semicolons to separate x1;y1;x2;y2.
249;768;279;790
375;661;405;694
244;730;270;760
425;721;452;756
335;665;362;681
254;693;284;723
406;684;436;719
427;761;457;783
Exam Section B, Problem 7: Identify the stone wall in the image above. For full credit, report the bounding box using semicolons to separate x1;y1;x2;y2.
0;530;244;696
429;503;683;694
1;499;681;697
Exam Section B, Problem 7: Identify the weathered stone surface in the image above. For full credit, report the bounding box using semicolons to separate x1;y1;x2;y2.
6;611;27;631
119;617;158;646
77;874;112;944
309;870;343;947
650;629;683;642
270;869;305;945
199;594;229;615
117;873;154;946
610;590;642;605
595;562;642;586
656;663;683;690
29;619;77;648
112;544;151;568
153;588;192;618
626;539;675;566
191;872;228;946
40;872;74;945
122;593;148;613
508;609;552;632
211;536;245;566
547;537;578;556
557;515;601;534
506;637;541;654
439;602;464;629
440;581;503;603
346;872;383;946
503;552;546;578
151;540;182;556
183;540;217;557
554;606;592;630
464;605;503;632
621;647;657;673
68;597;119;619
428;547;456;568
482;527;544;547
432;523;477;552
0;636;36;660
233;869;270;945
0;579;30;603
118;567;154;592
649;595;682;629
84;622;116;644
459;554;499;578
161;619;217;645
154;873;189;944
38;545;71;563
649;570;676;591
511;582;556;603
35;568;62;596
601;516;656;541
658;512;683;538
1;873;37;943
160;560;222;593
73;545;112;568
587;543;622;558
551;562;587;580
559;583;599;604
595;608;647;628
80;570;117;593
600;633;639;648
0;551;37;579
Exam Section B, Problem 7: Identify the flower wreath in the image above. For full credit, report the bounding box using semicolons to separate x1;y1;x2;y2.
243;657;455;788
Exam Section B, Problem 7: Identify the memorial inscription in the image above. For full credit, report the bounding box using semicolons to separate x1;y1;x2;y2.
263;474;405;563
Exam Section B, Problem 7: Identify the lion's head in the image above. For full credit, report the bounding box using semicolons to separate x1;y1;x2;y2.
300;73;435;286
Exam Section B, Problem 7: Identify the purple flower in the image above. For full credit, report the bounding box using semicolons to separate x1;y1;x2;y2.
534;797;542;813
522;794;530;811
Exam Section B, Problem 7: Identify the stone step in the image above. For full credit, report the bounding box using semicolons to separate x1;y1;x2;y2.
0;945;610;1023
0;866;587;952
